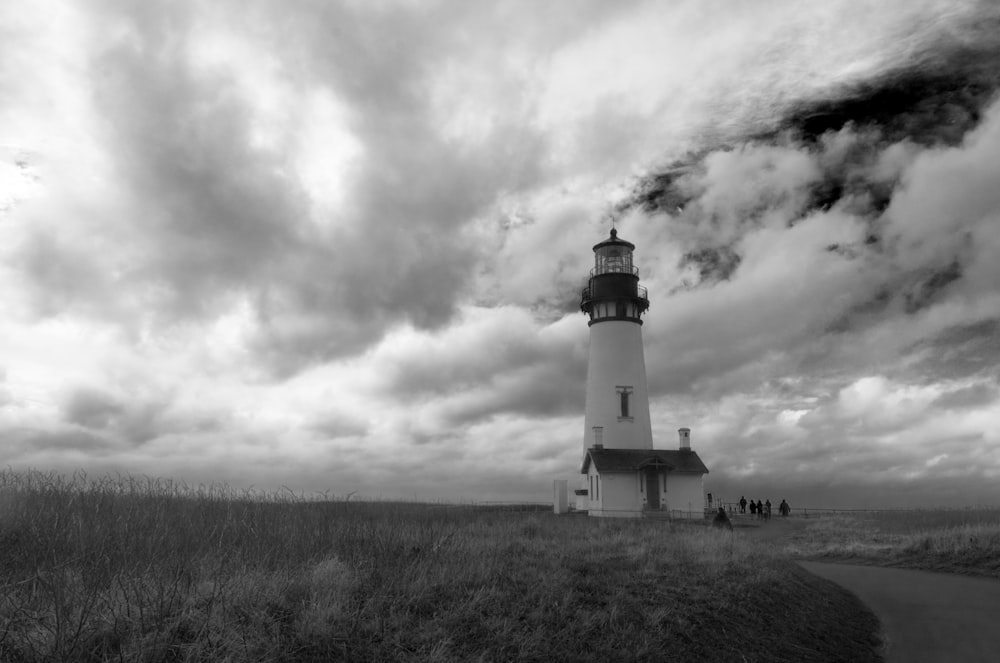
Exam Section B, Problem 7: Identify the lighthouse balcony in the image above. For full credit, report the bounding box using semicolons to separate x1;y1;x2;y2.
581;284;648;309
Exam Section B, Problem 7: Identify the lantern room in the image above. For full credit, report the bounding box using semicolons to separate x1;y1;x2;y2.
593;231;636;276
581;228;649;325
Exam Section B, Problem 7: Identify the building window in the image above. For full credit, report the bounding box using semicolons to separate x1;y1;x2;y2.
616;386;633;421
616;301;627;318
596;476;600;500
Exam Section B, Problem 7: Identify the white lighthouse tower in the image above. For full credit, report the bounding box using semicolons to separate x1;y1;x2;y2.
580;228;653;455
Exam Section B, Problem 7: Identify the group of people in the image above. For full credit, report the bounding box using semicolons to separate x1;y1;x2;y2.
713;496;792;530
738;496;790;520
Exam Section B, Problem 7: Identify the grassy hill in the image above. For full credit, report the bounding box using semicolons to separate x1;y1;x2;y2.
0;470;886;662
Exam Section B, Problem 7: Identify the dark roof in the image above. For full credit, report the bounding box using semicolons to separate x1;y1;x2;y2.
592;228;635;252
581;448;709;475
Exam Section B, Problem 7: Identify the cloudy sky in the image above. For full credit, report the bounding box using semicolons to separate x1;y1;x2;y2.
3;0;999;507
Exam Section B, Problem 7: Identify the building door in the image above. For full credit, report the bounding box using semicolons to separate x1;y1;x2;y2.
645;469;660;509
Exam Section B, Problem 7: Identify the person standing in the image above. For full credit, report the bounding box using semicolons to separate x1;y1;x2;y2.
779;499;790;517
749;499;757;517
756;499;764;519
764;499;772;521
739;496;747;514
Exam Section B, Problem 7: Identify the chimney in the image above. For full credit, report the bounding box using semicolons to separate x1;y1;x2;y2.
592;426;604;450
678;427;691;451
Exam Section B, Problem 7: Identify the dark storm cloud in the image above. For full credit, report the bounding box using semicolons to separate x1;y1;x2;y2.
307;416;368;441
18;0;563;375
902;319;1000;383
63;387;124;429
901;260;963;314
60;385;224;445
372;309;587;424
630;6;1000;229
611;10;1000;408
679;246;742;285
95;41;306;319
380;329;549;399
14;232;110;318
824;258;967;334
439;361;586;427
931;382;1000;410
777;15;1000;147
24;429;115;453
824;289;892;334
627;165;697;216
243;3;554;368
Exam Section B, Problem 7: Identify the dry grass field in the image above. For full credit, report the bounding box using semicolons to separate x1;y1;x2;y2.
773;509;1000;578
13;471;1000;661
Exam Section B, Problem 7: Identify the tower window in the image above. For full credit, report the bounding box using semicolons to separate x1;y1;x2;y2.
616;386;633;420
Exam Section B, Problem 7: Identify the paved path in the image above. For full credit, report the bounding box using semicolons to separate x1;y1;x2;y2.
798;561;1000;663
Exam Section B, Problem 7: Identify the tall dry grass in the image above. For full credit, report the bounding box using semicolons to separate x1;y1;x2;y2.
0;470;879;662
779;510;1000;576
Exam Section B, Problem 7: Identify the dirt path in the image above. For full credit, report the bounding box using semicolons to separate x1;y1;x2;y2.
798;561;1000;663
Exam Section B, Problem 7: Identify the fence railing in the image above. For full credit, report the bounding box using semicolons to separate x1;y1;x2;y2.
581;284;648;304
713;502;937;518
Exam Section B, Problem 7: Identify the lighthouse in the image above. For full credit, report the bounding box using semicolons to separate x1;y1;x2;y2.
573;228;709;518
580;228;653;455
